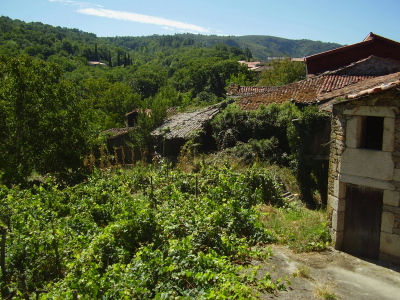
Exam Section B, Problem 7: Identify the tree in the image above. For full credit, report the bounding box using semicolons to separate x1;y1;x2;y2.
129;65;167;99
0;55;89;185
244;47;253;61
172;58;248;97
258;58;306;86
108;50;112;67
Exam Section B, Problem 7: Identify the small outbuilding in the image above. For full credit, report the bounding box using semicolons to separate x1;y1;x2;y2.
151;104;221;156
326;78;400;264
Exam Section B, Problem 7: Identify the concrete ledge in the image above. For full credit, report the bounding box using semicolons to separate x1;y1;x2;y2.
339;174;395;191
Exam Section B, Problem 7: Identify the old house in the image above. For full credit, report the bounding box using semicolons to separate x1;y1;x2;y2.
305;33;400;76
151;104;221;156
326;78;400;264
101;127;136;165
101;110;152;164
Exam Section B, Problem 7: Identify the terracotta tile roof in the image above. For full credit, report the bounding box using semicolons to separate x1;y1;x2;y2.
319;72;400;111
236;75;374;110
152;105;220;140
347;80;400;99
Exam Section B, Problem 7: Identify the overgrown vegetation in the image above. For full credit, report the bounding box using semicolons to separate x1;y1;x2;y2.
0;163;293;299
211;102;330;207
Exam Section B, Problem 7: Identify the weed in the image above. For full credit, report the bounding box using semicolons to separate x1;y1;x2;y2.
314;283;338;299
294;266;312;279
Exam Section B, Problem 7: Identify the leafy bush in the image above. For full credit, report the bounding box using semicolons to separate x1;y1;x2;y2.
0;164;286;299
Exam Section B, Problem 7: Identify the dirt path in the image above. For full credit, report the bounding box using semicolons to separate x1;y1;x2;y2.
253;244;400;299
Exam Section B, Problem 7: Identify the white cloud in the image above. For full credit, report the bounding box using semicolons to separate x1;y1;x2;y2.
77;7;209;33
49;0;102;7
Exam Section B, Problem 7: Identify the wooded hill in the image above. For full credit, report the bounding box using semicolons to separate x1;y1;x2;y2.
0;16;341;62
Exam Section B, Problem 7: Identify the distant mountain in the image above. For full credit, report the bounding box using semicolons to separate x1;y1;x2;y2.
0;16;342;61
182;34;342;59
234;35;342;60
105;33;343;61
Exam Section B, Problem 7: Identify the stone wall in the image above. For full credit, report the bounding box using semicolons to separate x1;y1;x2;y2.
333;56;400;76
327;89;400;264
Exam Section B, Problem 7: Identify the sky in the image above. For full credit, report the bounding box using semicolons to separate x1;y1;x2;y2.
1;0;400;45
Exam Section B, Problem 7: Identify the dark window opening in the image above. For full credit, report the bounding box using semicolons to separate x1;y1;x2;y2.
359;116;384;150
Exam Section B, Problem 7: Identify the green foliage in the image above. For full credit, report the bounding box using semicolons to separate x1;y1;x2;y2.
226;71;258;86
0;55;89;185
211;103;330;206
291;106;331;207
81;77;141;130
172;58;250;97
211;102;300;160
258;58;306;86
129;65;168;99
220;138;282;165
0;164;287;298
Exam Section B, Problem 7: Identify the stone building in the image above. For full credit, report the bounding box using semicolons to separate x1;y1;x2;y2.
151;104;221;156
305;32;400;75
326;79;400;264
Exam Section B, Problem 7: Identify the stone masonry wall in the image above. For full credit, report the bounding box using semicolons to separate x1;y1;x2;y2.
327;89;400;264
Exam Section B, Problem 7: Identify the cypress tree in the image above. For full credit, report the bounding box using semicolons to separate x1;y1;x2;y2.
108;50;112;67
94;43;98;61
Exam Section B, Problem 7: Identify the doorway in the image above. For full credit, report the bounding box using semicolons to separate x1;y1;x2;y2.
342;184;383;260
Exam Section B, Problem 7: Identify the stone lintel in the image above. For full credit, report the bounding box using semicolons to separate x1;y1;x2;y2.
339;174;395;191
343;106;397;117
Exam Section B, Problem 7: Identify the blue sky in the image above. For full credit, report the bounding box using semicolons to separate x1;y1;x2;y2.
2;0;399;45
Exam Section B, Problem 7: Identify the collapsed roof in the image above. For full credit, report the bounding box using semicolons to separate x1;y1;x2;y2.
151;104;221;140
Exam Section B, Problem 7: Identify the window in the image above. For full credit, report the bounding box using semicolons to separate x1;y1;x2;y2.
359;116;384;150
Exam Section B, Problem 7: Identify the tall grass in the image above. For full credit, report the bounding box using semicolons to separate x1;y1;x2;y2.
259;202;330;252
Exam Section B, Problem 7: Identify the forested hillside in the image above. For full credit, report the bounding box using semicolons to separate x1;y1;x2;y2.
0;16;341;63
